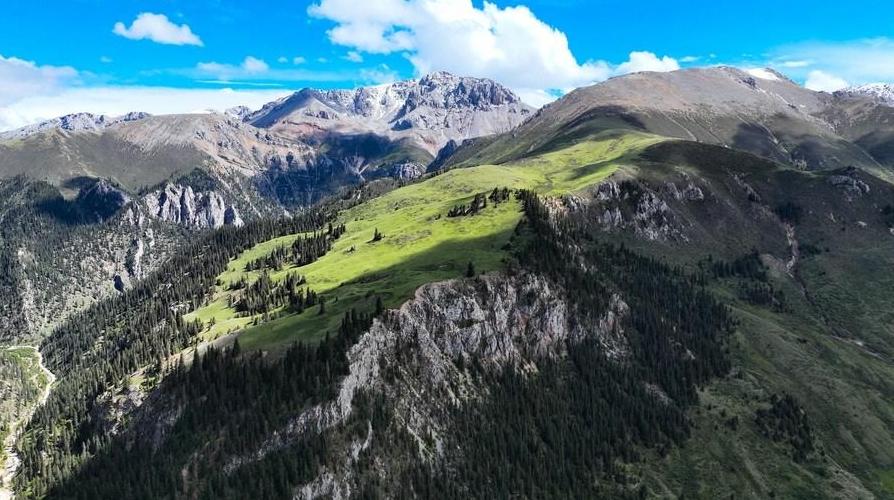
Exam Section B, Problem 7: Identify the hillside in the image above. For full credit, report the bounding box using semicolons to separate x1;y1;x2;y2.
0;73;533;343
6;114;893;498
445;67;894;179
1;65;894;499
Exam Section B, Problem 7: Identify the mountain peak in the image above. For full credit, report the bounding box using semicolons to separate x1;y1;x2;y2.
245;73;533;153
1;111;151;140
836;83;894;106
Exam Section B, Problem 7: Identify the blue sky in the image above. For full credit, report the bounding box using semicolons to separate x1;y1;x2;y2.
2;0;893;129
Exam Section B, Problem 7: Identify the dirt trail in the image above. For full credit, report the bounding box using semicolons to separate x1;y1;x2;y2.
0;346;55;500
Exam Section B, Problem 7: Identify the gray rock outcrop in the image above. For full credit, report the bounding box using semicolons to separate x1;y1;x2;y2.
142;183;243;228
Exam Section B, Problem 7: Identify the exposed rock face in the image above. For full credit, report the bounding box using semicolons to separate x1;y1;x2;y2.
247;71;534;155
227;272;629;495
142;183;243;228
224;106;253;120
590;179;695;241
827;168;871;200
0;112;150;140
74;179;132;221
387;162;426;180
836;83;894;107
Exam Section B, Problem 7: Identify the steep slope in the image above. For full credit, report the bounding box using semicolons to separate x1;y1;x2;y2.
0;75;535;342
447;67;894;178
13;126;894;498
6;69;894;499
247;71;534;157
838;83;894;107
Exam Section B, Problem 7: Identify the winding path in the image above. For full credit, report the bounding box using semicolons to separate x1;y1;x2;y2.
0;346;54;500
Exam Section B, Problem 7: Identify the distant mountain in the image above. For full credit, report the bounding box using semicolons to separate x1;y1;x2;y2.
0;74;535;337
246;71;534;155
0;111;151;140
446;67;894;178
837;83;894;106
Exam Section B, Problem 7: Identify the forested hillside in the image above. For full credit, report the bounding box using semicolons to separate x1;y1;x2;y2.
3;118;891;498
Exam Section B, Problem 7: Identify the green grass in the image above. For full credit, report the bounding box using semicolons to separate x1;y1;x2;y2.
186;132;662;350
879;468;894;495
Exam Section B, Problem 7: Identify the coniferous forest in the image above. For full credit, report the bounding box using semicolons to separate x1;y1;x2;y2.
24;189;737;499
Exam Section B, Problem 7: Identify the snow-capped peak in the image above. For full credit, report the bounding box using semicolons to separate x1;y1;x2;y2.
1;111;151;140
243;71;533;154
746;68;781;81
836;83;894;106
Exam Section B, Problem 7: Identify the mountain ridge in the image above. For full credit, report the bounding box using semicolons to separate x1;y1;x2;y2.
0;111;151;140
444;66;894;179
245;71;534;155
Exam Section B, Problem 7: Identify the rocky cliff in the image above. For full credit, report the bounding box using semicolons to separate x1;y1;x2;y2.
224;272;629;497
142;183;244;229
247;71;534;156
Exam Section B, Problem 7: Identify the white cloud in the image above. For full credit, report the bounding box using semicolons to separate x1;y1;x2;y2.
113;12;203;46
196;56;270;79
778;60;811;68
359;64;399;84
804;70;848;92
679;55;700;63
0;54;79;107
100;56;113;64
769;38;894;87
308;0;678;104
293;56;307;65
241;56;269;73
615;51;679;75
0;86;289;131
277;56;288;63
344;51;364;63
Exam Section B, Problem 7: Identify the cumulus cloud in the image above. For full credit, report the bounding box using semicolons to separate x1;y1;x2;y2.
293;56;307;65
197;56;270;79
241;56;269;73
113;12;203;46
344;51;364;63
615;51;680;75
769;38;894;87
0;54;79;107
778;60;811;68
804;70;849;92
308;0;678;105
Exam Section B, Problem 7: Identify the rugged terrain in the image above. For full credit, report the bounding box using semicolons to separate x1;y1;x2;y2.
446;67;894;179
0;72;530;340
2;67;894;499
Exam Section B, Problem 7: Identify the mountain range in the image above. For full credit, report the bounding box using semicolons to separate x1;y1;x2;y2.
1;67;893;499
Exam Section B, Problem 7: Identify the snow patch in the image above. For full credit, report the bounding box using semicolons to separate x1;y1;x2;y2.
746;68;780;81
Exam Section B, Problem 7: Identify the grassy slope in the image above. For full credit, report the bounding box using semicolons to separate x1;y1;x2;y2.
588;141;894;498
187;132;662;350
641;260;894;499
185;131;894;497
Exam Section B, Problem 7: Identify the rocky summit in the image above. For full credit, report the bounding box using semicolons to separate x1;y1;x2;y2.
246;71;534;154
